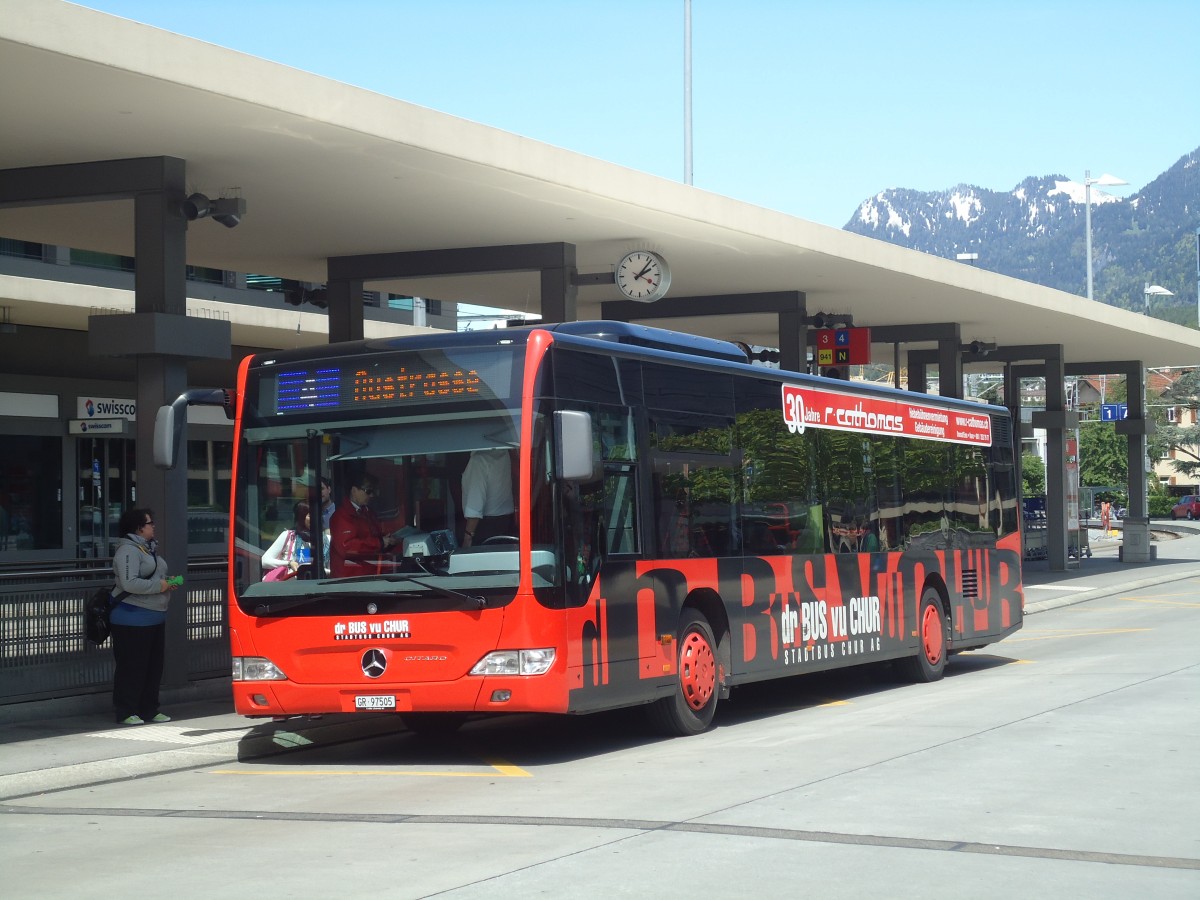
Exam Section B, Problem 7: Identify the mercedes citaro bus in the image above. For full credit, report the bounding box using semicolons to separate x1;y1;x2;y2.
178;321;1023;735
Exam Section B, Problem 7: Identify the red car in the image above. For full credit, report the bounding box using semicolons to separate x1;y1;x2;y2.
1170;495;1200;520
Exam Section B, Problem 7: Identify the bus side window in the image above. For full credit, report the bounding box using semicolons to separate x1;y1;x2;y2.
657;485;693;557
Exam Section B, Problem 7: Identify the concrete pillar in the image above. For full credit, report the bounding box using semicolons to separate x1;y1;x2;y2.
328;278;364;342
1116;364;1155;562
1030;350;1075;571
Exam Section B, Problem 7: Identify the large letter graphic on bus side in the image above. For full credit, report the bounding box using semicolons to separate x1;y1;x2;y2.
892;551;940;648
991;535;1024;628
630;560;720;683
572;581;608;689
737;556;788;667
790;556;833;656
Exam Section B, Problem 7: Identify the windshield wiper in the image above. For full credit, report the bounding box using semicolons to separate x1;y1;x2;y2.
252;573;486;616
253;595;334;615
378;568;487;609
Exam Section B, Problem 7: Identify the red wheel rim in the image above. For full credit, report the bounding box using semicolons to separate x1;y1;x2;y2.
921;602;944;665
679;629;716;711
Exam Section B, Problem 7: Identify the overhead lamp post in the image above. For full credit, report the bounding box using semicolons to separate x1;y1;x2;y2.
683;0;692;185
1084;170;1129;301
1144;283;1173;315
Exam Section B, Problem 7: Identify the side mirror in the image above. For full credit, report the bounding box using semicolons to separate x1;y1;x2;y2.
554;410;595;481
153;388;235;469
153;403;180;468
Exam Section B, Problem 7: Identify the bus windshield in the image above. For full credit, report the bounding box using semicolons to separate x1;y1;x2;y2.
233;343;551;608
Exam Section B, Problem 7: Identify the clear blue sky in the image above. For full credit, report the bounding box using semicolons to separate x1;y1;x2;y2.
79;0;1199;229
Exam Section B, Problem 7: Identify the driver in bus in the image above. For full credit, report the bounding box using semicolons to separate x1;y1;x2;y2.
461;448;514;547
328;472;397;576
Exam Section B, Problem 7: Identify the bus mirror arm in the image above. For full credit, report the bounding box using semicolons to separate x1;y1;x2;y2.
153;388;235;469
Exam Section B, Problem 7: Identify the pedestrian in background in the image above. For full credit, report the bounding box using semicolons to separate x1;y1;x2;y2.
111;507;180;725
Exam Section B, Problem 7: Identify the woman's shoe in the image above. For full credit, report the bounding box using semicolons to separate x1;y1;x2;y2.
118;715;144;725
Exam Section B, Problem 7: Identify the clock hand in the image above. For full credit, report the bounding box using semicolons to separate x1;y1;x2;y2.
633;261;653;280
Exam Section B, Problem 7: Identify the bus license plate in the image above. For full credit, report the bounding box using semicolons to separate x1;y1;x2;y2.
355;695;396;710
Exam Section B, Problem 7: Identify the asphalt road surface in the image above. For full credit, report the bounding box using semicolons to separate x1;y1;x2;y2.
3;574;1198;898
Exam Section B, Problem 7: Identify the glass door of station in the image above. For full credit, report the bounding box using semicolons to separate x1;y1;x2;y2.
77;437;136;558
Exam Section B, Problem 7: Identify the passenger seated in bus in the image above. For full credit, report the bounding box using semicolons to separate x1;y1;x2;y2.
262;501;329;579
319;476;335;530
461;449;515;547
329;473;397;577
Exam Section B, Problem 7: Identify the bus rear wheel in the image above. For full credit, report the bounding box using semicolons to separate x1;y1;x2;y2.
896;586;948;683
648;609;718;736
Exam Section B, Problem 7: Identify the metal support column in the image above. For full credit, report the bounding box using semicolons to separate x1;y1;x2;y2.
938;333;963;399
133;181;190;686
540;265;577;325
1116;363;1154;562
327;278;365;343
1029;349;1073;571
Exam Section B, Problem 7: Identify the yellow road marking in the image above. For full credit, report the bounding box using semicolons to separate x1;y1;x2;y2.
482;757;533;777
1118;595;1200;607
211;755;531;778
751;698;849;713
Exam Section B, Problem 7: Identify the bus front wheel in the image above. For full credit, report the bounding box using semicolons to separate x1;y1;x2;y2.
896;586;948;683
648;609;718;736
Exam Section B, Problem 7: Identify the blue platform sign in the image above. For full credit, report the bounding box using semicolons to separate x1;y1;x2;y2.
1100;403;1128;422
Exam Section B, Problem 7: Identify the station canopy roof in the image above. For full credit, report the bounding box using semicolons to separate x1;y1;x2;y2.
2;1;1199;370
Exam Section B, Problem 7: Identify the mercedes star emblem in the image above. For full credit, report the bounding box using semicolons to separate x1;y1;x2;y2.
361;648;387;679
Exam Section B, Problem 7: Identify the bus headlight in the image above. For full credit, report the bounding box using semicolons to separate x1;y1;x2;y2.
232;656;288;681
470;649;556;676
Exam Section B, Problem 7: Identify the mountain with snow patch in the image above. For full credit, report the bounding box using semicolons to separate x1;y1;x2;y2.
843;148;1199;326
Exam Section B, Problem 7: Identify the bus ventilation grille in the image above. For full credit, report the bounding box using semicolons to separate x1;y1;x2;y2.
962;568;980;600
991;414;1012;446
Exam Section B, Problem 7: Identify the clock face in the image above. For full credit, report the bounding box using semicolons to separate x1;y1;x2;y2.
615;251;671;302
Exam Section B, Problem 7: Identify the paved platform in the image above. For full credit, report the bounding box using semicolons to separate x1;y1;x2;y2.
3;523;1199;801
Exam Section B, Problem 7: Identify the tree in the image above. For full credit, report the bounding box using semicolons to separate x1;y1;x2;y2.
1078;421;1128;486
1021;453;1045;497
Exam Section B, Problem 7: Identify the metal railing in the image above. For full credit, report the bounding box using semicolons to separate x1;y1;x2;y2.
0;557;229;704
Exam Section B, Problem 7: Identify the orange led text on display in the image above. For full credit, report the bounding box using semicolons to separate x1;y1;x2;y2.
352;367;482;403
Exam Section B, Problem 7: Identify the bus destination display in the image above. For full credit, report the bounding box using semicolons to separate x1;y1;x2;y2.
268;350;510;414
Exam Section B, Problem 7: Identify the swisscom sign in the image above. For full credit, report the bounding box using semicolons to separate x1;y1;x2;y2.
77;397;137;420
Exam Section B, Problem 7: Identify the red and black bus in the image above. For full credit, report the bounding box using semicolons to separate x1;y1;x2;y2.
226;321;1023;735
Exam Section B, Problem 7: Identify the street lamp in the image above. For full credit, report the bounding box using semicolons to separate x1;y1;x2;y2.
1144;283;1173;315
1084;170;1129;301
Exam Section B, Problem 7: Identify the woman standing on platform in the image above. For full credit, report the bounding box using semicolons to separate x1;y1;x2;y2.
110;507;180;725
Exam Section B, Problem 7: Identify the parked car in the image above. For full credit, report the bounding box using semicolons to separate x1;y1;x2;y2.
1170;495;1200;520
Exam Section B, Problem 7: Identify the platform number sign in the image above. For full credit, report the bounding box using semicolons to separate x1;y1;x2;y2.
816;327;871;367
